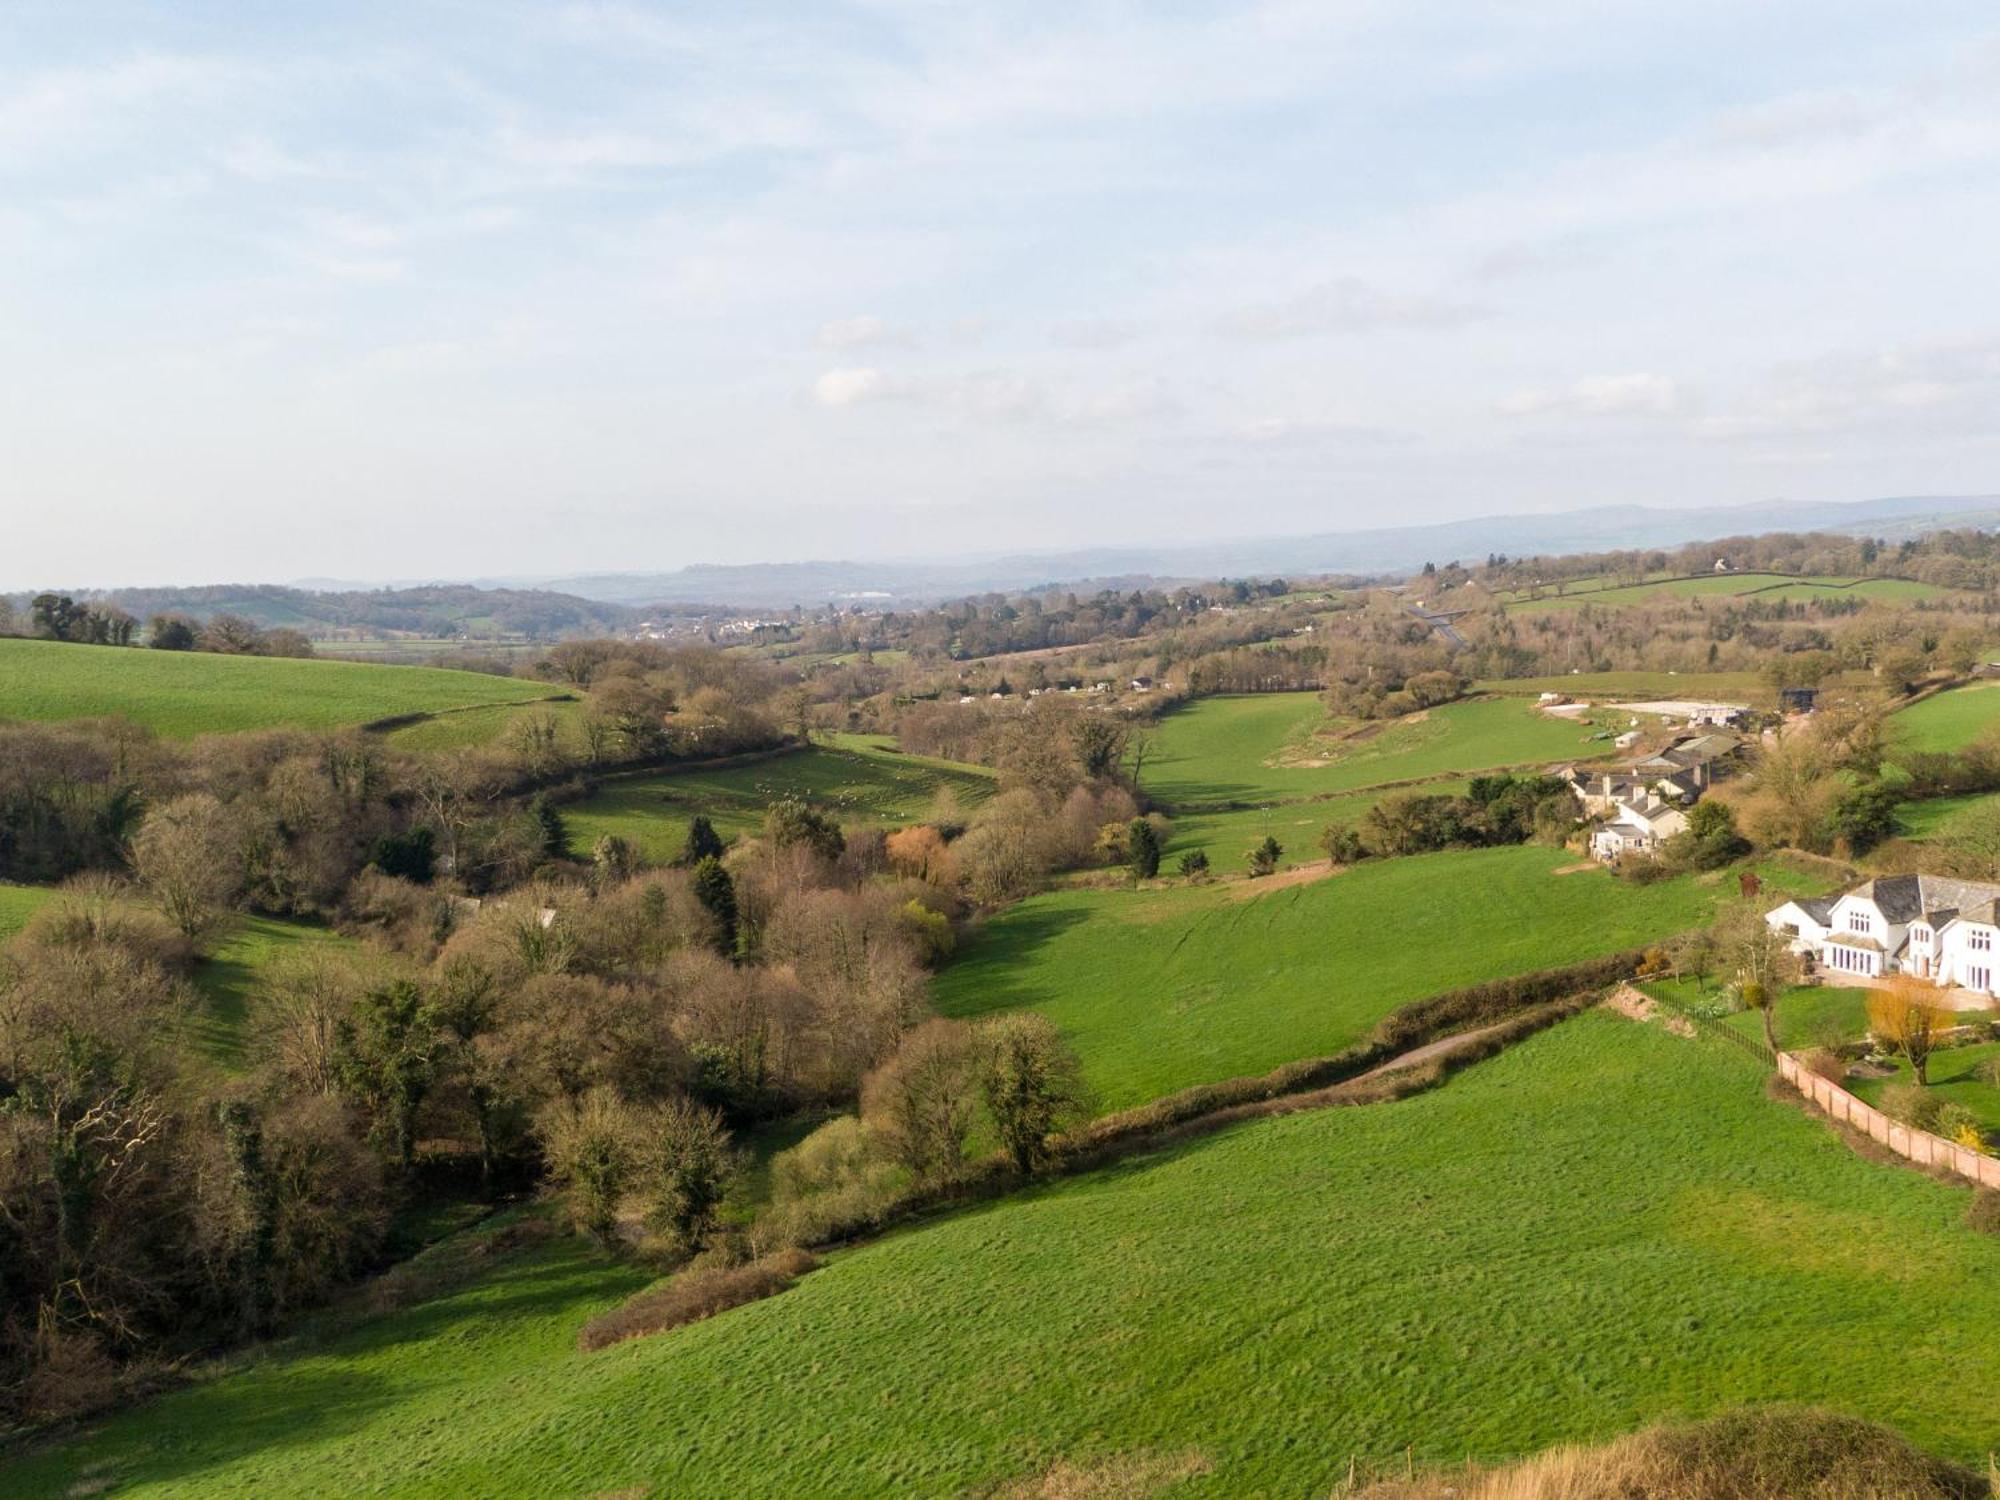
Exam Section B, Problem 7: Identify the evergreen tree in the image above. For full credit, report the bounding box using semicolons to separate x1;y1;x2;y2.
1127;817;1161;879
691;856;738;957
680;813;725;866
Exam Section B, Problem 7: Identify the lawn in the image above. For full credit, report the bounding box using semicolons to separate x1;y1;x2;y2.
1893;682;2000;755
0;637;553;738
562;740;994;864
20;1013;2000;1497
380;696;583;753
1638;977;1869;1053
1140;693;1608;810
1846;1040;2000;1137
934;845;1805;1109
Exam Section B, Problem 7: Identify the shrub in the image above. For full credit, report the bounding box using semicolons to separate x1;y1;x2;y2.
576;1248;818;1352
1878;1083;1944;1134
1801;1047;1847;1084
1967;1189;2000;1236
1245;835;1282;878
1176;849;1209;882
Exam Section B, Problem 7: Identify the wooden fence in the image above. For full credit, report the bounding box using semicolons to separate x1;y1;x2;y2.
1776;1052;2000;1191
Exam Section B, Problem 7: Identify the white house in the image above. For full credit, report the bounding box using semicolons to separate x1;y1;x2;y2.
1589;796;1689;862
1768;874;2000;993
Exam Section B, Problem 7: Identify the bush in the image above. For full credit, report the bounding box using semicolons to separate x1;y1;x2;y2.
576;1248;818;1352
1878;1083;1944;1133
1967;1188;2000;1236
1176;849;1209;882
1801;1047;1847;1084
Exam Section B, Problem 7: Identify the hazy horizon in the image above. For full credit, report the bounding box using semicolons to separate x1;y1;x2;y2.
8;2;2000;584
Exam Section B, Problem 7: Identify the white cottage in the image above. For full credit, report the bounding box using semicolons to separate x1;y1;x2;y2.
1589;796;1689;862
1767;874;2000;993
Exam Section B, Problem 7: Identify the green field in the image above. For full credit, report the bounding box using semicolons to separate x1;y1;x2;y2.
563;739;995;864
1476;671;1768;705
0;637;552;738
1504;573;1954;613
0;881;55;941
186;914;362;1068
380;696;584;753
1849;1041;2000;1135
1894;790;2000;842
1158;781;1474;874
1893;682;2000;754
935;846;1806;1109
21;1012;2000;1497
1141;693;1607;810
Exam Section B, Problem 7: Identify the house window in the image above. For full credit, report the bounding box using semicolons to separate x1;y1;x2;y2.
1847;912;1872;935
1970;966;1992;993
1972;931;1993;953
1911;929;1929;949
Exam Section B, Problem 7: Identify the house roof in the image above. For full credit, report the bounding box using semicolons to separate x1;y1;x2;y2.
1845;874;2000;926
1825;933;1885;953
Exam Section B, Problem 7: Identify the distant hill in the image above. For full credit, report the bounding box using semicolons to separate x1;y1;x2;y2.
507;493;2000;607
73;583;641;640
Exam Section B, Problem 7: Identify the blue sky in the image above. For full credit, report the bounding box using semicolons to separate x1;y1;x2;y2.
6;1;2000;585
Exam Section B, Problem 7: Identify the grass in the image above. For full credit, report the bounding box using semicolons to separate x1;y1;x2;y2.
379;697;583;753
1141;693;1608;810
0;637;551;739
1849;1041;2000;1135
562;739;995;864
934;846;1813;1109
21;1012;2000;1497
1639;977;1870;1053
1893;682;2000;755
1159;782;1472;874
1503;574;1955;612
0;881;56;941
1476;672;1768;705
186;914;362;1069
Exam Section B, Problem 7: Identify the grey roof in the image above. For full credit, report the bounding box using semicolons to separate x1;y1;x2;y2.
1795;896;1836;924
1848;874;2000;926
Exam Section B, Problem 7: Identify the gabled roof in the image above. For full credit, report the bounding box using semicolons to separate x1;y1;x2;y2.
1844;874;2000;926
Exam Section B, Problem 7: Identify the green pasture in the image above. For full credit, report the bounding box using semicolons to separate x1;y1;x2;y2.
1140;693;1607;810
1849;1041;2000;1136
22;1012;2000;1497
380;697;583;753
0;881;55;942
0;637;549;738
186;914;363;1069
1158;781;1474;875
1504;573;1954;613
1476;671;1768;705
1893;682;2000;754
563;740;994;864
934;845;1813;1109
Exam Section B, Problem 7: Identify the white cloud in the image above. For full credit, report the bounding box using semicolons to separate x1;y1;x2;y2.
812;366;901;407
1498;372;1684;418
815;315;916;350
1214;277;1483;339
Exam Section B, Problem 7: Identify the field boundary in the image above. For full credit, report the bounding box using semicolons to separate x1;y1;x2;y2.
360;692;577;734
1776;1052;2000;1190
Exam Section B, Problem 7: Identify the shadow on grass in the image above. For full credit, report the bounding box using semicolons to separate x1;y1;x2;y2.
932;903;1097;1022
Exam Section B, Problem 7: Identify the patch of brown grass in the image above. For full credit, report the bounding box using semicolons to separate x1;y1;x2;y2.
978;1449;1212;1498
577;1248;818;1352
1351;1408;1989;1499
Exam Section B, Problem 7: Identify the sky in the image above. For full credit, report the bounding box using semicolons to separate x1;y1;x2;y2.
6;1;2000;587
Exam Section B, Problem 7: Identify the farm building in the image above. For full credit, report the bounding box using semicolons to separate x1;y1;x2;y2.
1589;795;1689;863
1768;874;2000;993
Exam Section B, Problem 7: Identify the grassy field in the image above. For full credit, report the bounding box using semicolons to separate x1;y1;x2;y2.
379;696;583;753
935;846;1813;1109
1849;1041;2000;1134
563;740;995;864
1476;671;1768;705
185;915;363;1069
21;1012;2000;1497
1893;682;2000;754
1159;781;1474;874
0;881;55;942
1140;693;1608;810
1503;574;1955;612
0;638;552;738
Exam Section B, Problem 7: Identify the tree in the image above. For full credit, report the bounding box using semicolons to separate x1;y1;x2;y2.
643;1097;733;1252
1712;901;1797;1052
199;613;265;655
979;1013;1090;1175
765;797;844;861
1868;977;1947;1086
130;793;241;939
1126;817;1161;879
146;614;197;650
334;980;442;1170
538;1088;641;1245
30;593;87;642
690;856;738;956
679;814;726;867
591;834;637;888
1246;834;1282;877
861;1020;981;1181
1177;849;1210;881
